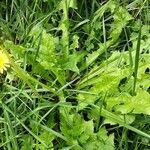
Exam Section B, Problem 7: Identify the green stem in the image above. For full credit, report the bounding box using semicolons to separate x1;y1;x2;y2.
132;23;142;95
62;0;70;59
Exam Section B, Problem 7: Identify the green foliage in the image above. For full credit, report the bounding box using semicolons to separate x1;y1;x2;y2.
38;131;54;150
21;135;33;150
0;0;150;150
77;50;150;116
60;109;114;150
107;90;150;115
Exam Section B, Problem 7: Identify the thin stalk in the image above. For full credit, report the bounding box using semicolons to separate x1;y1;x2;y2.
3;109;18;150
4;121;11;150
102;16;107;60
132;23;142;95
1;103;48;148
124;27;133;69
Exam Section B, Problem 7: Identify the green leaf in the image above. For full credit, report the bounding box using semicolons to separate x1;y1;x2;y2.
29;25;66;85
63;52;85;74
21;135;33;150
109;6;133;44
107;90;150;115
4;40;26;60
96;128;114;150
38;131;54;150
60;109;114;150
70;35;79;50
59;0;77;10
81;127;114;150
117;90;150;115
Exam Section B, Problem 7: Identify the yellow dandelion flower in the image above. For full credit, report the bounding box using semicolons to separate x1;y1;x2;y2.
0;50;10;74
